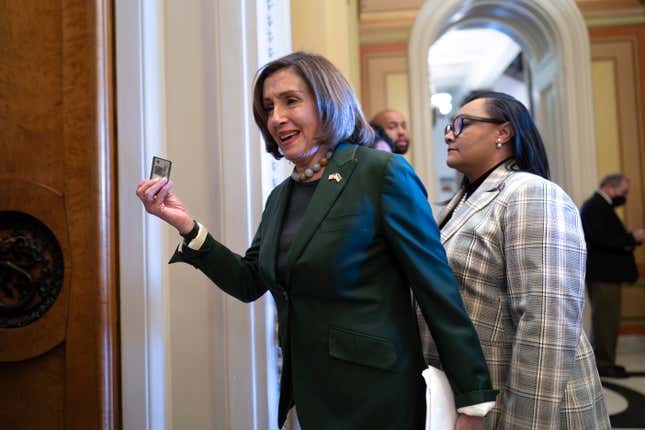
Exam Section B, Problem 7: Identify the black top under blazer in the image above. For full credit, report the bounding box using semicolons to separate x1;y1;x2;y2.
170;143;496;429
580;191;639;283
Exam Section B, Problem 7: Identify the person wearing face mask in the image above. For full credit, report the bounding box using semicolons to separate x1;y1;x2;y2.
580;174;645;378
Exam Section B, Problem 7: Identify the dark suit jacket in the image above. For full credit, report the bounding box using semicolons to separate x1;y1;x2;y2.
170;143;496;429
580;191;638;283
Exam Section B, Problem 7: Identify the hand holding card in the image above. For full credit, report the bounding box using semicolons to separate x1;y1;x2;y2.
137;156;194;235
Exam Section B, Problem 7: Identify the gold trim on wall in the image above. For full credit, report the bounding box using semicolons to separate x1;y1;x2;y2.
358;2;645;41
578;0;645;18
360;1;423;13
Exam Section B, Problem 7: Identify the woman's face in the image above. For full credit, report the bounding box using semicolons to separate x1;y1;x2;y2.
445;98;506;179
262;68;322;167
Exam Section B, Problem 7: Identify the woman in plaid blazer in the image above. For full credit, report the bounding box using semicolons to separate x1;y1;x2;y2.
419;91;610;429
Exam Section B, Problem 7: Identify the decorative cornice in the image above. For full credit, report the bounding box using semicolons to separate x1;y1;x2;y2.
580;0;645;26
359;1;645;43
586;14;645;27
360;0;424;13
359;9;416;43
360;0;645;16
360;31;410;44
577;0;645;17
360;9;418;28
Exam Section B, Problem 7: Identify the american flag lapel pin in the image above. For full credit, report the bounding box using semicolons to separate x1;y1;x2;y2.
328;172;342;183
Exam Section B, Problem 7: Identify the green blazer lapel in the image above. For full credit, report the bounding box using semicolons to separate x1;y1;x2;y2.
259;179;292;286
440;165;512;245
285;144;358;271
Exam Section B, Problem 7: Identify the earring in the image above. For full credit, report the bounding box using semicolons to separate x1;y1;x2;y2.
496;138;502;149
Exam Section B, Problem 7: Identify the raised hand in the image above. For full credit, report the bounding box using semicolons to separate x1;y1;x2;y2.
136;177;194;234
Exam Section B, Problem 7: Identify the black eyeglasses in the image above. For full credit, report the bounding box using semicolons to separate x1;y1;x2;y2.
444;114;505;137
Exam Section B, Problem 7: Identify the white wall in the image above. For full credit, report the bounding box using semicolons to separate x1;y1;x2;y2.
116;0;291;428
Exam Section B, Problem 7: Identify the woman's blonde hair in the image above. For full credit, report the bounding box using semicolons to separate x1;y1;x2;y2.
252;52;373;159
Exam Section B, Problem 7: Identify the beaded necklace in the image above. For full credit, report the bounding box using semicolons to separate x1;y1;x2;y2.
290;150;333;182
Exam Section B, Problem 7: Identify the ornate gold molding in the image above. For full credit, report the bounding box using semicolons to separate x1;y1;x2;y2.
359;1;645;42
577;0;645;17
359;10;417;43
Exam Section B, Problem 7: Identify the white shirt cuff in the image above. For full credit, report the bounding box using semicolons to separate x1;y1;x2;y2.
457;401;496;417
177;221;207;252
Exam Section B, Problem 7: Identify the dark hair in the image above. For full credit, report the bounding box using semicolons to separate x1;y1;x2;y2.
599;173;627;188
461;90;550;179
252;52;374;159
368;122;395;152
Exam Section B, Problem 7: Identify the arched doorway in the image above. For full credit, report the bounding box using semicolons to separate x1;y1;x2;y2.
408;0;596;205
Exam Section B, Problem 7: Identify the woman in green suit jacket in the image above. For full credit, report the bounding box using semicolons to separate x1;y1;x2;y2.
136;52;496;429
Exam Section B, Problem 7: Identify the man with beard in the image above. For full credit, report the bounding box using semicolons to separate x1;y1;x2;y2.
371;109;410;154
580;174;645;378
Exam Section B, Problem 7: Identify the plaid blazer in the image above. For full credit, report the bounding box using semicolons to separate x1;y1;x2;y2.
418;166;610;429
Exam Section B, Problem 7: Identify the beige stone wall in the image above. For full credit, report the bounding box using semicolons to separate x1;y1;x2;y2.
290;0;361;96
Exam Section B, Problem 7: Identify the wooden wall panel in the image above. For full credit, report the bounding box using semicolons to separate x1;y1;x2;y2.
591;26;645;275
0;1;64;186
0;345;65;429
0;0;118;428
591;39;645;262
590;26;645;332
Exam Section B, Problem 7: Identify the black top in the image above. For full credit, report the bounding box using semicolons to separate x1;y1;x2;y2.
276;179;319;285
439;158;511;229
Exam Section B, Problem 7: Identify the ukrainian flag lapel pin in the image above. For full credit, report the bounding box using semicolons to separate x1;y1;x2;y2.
328;172;342;183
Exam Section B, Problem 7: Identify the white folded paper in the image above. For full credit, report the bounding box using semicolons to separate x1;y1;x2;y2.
422;365;457;430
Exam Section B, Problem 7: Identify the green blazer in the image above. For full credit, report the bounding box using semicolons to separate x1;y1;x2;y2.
170;143;496;429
